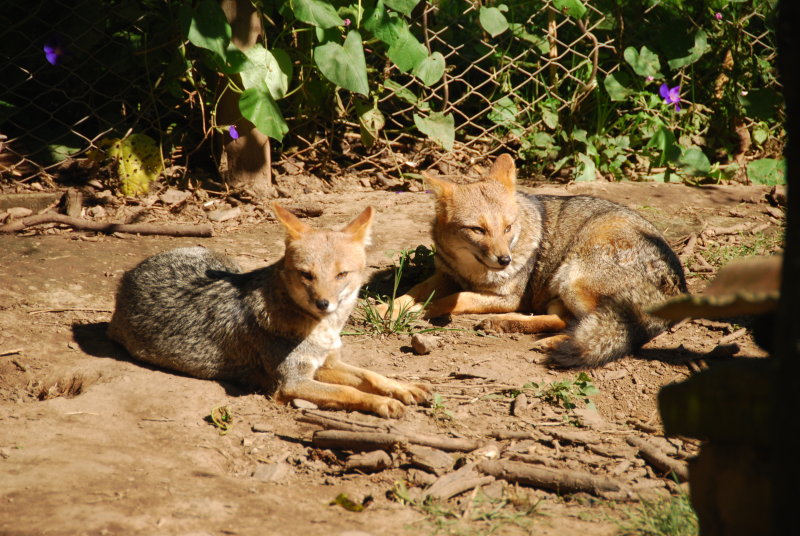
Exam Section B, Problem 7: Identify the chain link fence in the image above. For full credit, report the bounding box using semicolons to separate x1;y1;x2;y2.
0;0;783;185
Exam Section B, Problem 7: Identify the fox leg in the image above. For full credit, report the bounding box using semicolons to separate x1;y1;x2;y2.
275;379;407;418
476;312;568;334
425;290;521;318
375;271;459;320
314;354;429;405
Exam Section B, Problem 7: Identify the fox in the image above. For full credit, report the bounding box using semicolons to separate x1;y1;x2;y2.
107;203;429;418
379;154;687;368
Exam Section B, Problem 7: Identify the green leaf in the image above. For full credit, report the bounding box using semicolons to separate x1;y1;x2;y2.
646;125;680;165
679;147;711;176
383;0;420;16
214;44;249;74
240;45;292;99
184;0;231;61
575;153;596;181
314;30;369;96
667;30;710;70
387;29;427;72
488;96;518;127
413;112;455;151
291;0;343;29
364;0;406;46
239;86;289;141
623;46;661;78
412;52;445;86
106;133;164;196
384;80;417;104
604;73;633;101
541;104;559;130
508;23;548;54
356;99;385;148
747;158;786;185
479;7;509;37
553;0;587;19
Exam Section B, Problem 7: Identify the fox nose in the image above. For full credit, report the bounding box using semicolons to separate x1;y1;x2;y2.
497;255;512;266
315;299;330;311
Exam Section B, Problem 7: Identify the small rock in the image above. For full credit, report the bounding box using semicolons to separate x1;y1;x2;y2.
87;179;104;189
291;398;318;410
159;188;191;205
252;462;291;483
87;205;107;218
6;207;32;219
572;408;606;429
206;206;241;222
359;177;372;188
511;393;529;416
411;333;440;355
339;531;375;536
251;423;272;433
764;205;784;219
471;441;500;460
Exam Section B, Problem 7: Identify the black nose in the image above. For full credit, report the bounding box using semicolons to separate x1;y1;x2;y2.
498;255;511;266
316;299;330;311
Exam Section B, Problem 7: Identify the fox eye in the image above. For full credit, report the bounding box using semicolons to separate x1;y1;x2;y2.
504;224;512;234
299;271;314;281
336;271;348;280
467;226;485;235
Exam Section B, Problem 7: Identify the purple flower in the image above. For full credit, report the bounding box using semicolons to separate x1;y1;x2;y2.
228;125;239;140
43;36;65;66
659;83;681;111
715;12;723;20
343;18;351;27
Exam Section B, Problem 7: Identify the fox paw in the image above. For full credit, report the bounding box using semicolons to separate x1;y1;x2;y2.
372;397;406;419
374;296;422;321
476;317;509;334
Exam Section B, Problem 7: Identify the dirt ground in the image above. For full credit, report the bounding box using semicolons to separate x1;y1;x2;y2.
0;179;784;535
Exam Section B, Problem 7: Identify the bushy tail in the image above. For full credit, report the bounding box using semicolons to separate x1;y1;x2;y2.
547;301;668;368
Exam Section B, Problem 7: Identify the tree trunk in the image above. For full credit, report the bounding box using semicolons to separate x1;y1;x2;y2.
217;0;272;198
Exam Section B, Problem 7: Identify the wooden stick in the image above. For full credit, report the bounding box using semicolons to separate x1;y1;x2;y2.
313;430;407;452
424;463;495;500
478;459;622;495
344;450;393;473
0;348;24;357
0;213;213;237
301;410;483;452
626;436;689;482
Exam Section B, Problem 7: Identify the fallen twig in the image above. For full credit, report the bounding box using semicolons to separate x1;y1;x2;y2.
0;213;213;237
477;459;623;495
719;327;748;345
0;347;24;357
301;410;483;452
424;462;495;500
313;430;407;452
626;436;689;482
344;450;393;473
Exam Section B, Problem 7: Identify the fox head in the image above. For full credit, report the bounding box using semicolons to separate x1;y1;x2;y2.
424;154;521;273
272;203;373;319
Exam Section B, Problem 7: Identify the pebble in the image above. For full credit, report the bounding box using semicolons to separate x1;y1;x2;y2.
252;462;291;483
411;333;440;355
206;206;241;222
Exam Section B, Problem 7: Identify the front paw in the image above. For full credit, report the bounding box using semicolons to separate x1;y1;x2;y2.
372;397;406;419
476;317;506;334
374;296;421;321
385;381;430;406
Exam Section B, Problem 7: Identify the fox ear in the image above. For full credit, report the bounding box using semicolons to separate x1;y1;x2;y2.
487;154;516;192
272;202;312;240
343;206;374;245
422;172;453;199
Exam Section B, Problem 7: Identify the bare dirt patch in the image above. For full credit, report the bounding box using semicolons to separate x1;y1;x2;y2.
0;181;783;535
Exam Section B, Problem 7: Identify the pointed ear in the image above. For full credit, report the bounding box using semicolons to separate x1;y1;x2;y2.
342;206;374;245
486;154;516;193
422;172;454;199
272;202;312;240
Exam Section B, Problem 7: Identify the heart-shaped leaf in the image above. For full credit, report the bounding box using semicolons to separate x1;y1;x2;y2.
241;45;292;99
414;112;454;151
624;46;661;78
747;158;786;185
182;0;231;61
413;52;445;86
479;7;509;37
239;85;289;141
364;0;406;46
383;0;420;16
604;73;633;101
668;30;710;70
679;147;711;176
291;0;343;29
553;0;587;19
314;30;369;96
387;28;427;72
356;100;385;147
